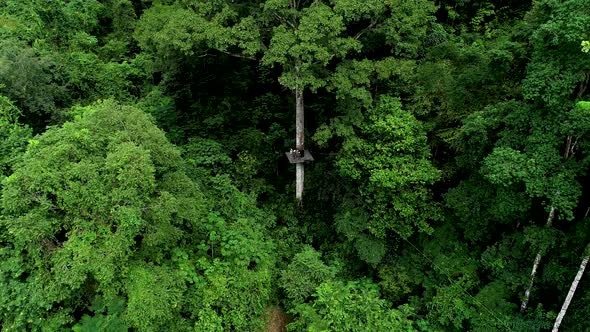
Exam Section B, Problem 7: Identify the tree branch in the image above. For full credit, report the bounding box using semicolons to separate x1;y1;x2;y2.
354;20;378;40
218;50;256;60
274;12;296;29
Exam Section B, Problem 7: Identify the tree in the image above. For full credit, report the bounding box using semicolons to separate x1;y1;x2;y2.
136;0;364;201
260;1;363;201
0;39;67;126
0;96;31;183
325;96;440;264
5;1;590;330
0;100;274;330
552;243;590;331
449;0;590;317
0;0;150;131
279;245;338;308
288;279;423;331
551;99;590;330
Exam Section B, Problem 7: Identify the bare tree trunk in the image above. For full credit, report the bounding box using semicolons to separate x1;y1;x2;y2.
295;84;304;202
521;139;578;312
520;204;556;312
552;244;590;331
522;143;572;313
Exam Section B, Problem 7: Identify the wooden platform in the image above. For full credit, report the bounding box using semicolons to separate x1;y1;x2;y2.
285;150;314;164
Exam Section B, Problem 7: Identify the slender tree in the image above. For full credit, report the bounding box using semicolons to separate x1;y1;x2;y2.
520;201;556;312
552;243;590;331
260;1;362;201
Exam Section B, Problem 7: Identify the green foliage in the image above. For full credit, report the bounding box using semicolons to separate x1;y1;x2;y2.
125;264;184;331
136;86;182;142
173;175;276;331
63;51;150;102
280;246;338;309
0;0;44;42
3;0;590;330
0;96;31;182
135;2;260;57
288;280;421;332
72;297;127;332
420;226;481;329
522;0;590;110
183;138;232;177
446;176;531;243
0;39;67;120
1;100;190;329
378;257;423;303
377;0;437;57
0;100;274;330
482;147;530;186
0;0;152;132
261;2;361;92
336;96;440;240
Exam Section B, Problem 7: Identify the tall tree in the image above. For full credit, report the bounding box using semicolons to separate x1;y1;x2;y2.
0;100;274;330
327;96;440;264
136;0;367;201
552;242;590;331
260;1;362;201
0;96;31;185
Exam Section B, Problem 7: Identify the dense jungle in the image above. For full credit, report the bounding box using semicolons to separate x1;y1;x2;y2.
1;0;590;331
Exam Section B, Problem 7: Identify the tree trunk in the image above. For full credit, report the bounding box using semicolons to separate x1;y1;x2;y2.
295;85;304;202
552;244;590;331
520;204;556;312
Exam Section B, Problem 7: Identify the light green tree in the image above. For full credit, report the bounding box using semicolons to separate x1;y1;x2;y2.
279;245;338;308
288;279;422;331
0;100;274;330
325;96;440;264
0;96;31;183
